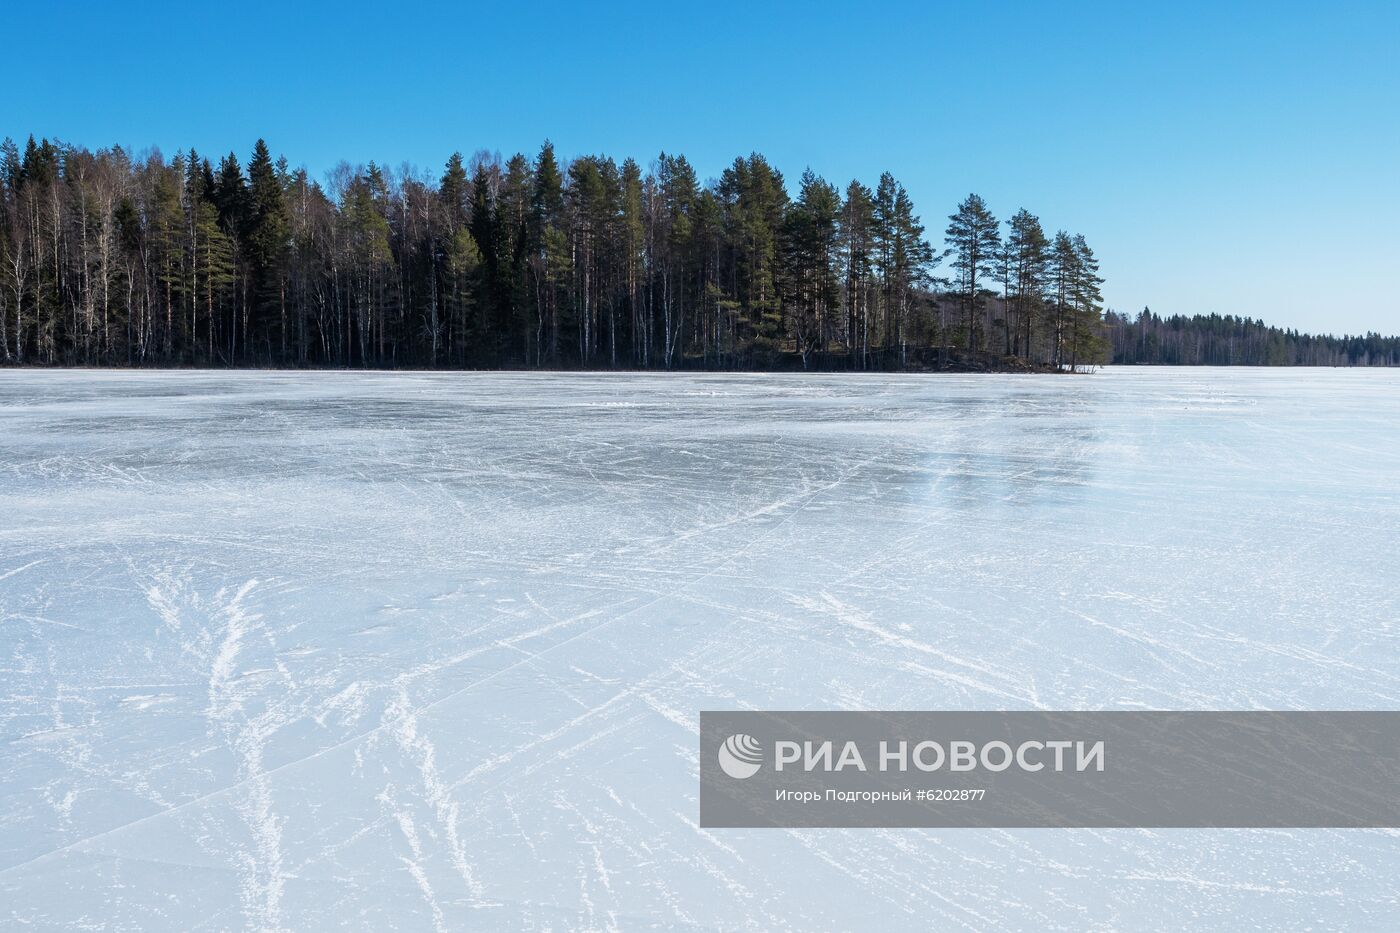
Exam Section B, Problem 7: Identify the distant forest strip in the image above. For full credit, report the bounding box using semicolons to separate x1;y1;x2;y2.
1105;310;1400;366
1;136;1109;371
5;137;1393;374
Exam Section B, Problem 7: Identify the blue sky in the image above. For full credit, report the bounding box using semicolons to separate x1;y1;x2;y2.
6;1;1398;334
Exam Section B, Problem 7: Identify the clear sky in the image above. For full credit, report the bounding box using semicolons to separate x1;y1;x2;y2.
6;1;1398;334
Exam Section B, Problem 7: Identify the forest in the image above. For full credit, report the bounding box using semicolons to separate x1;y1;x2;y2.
1104;309;1400;366
0;136;1110;371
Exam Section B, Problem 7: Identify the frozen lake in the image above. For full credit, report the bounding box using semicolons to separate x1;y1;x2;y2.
2;368;1398;930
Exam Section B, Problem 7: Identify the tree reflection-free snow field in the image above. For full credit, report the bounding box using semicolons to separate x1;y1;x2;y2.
2;369;1398;930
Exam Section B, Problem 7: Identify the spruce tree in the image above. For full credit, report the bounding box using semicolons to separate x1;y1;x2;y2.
245;139;289;358
530;142;565;364
504;156;534;360
619;158;646;366
467;161;498;360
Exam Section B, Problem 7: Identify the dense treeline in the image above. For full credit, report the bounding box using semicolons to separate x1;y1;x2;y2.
0;136;1110;371
1105;309;1400;366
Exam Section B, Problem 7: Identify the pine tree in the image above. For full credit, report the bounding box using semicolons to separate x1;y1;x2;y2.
945;193;1001;363
340;168;393;365
871;173;898;361
889;182;935;364
147;159;186;360
718;154;787;359
1005;208;1048;360
1048;230;1077;367
780;170;841;365
839;180;875;367
186;153;235;362
1066;234;1107;368
655;153;699;367
437;152;471;364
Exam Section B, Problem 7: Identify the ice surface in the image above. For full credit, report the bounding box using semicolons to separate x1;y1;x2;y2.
1;368;1398;930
